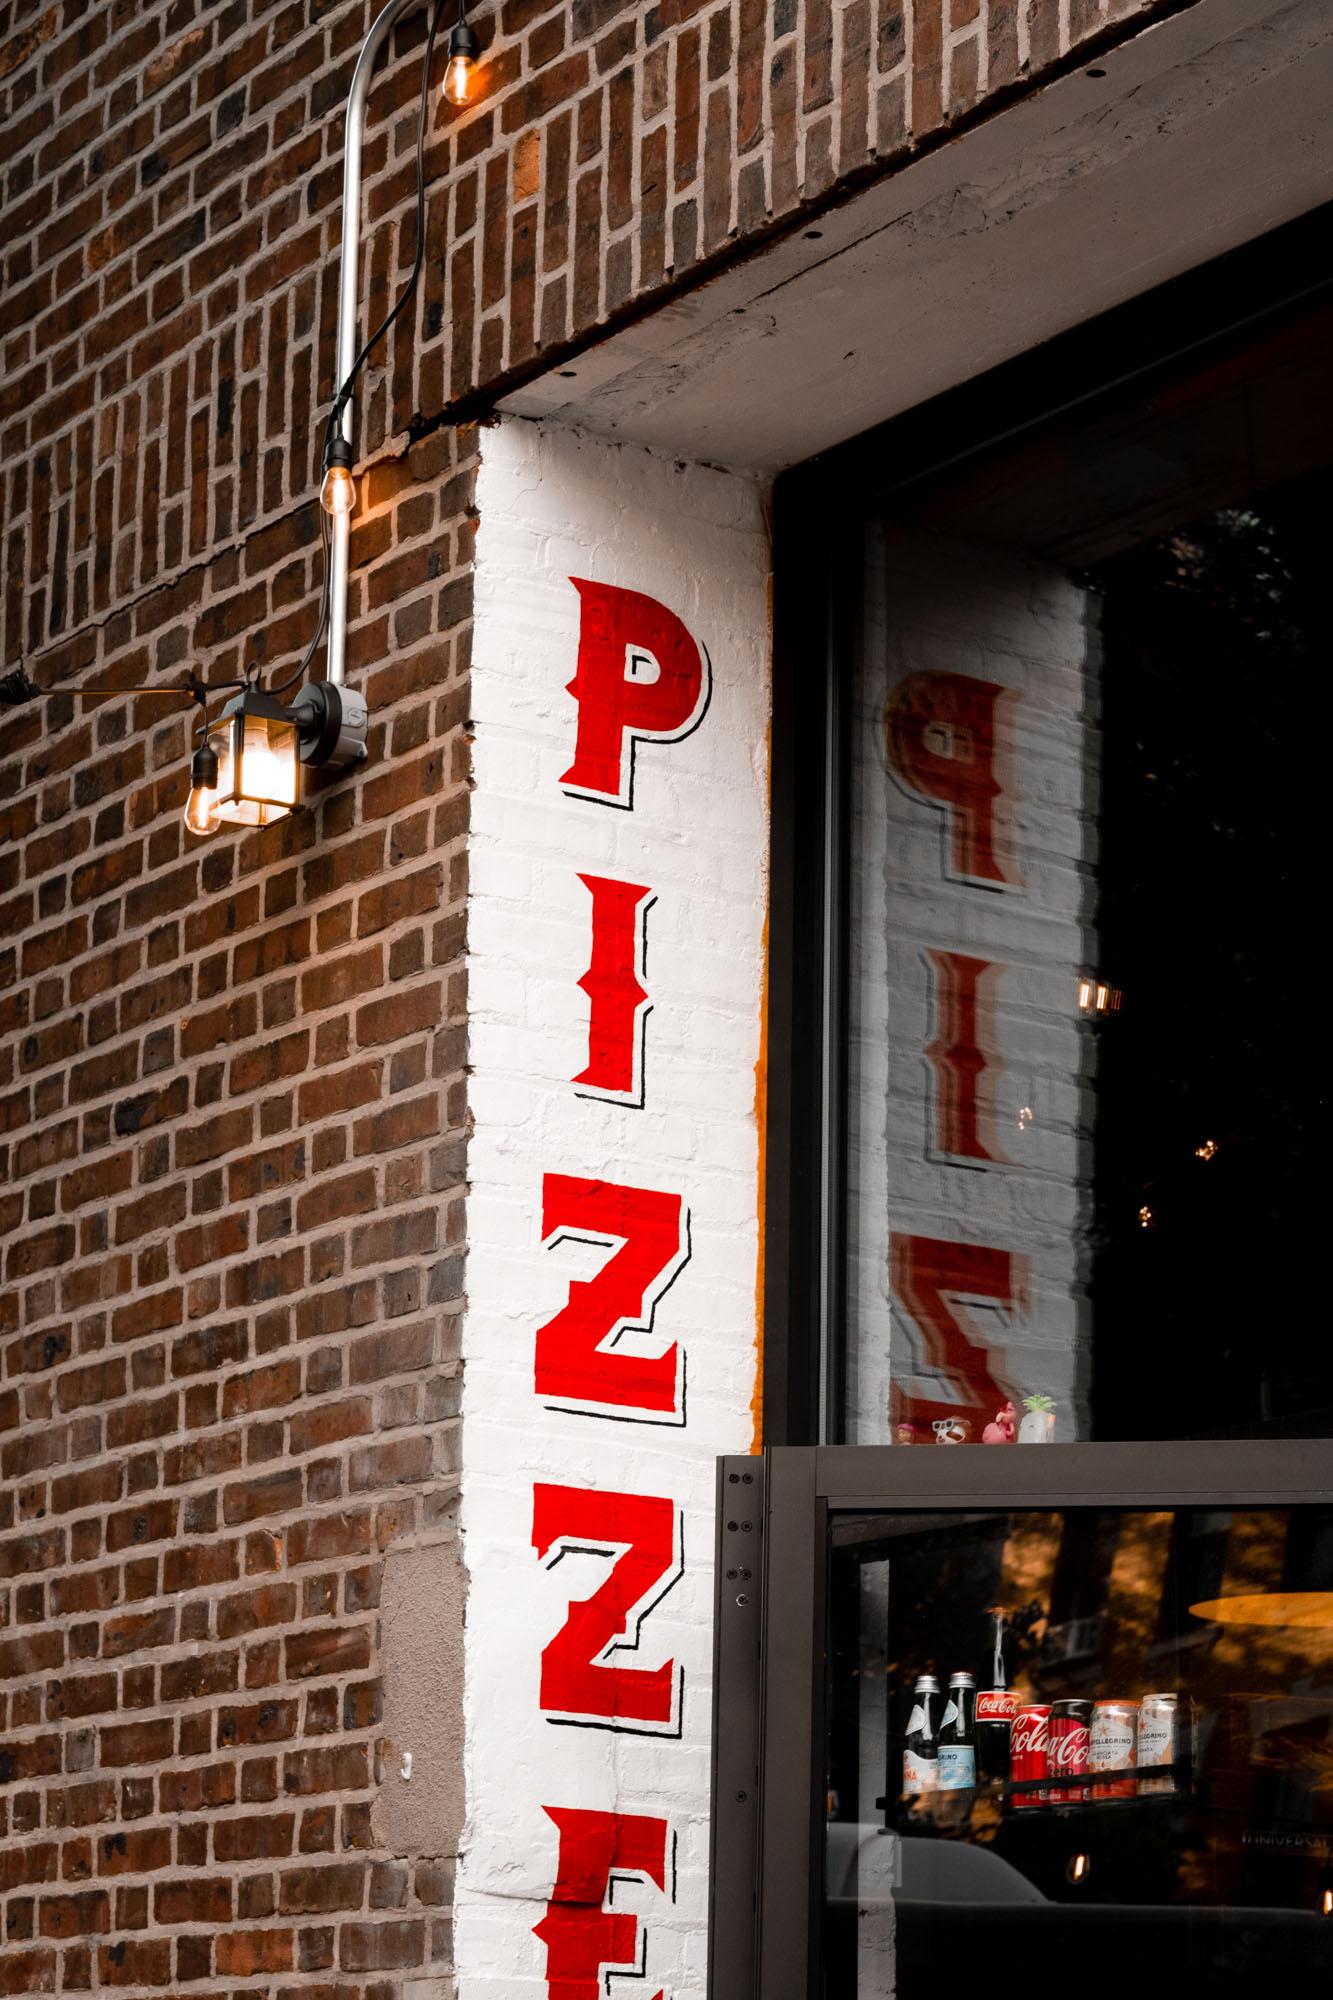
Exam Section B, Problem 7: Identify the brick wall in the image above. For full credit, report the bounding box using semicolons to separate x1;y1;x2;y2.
1;0;1176;684
1;0;1194;1992
0;421;475;1994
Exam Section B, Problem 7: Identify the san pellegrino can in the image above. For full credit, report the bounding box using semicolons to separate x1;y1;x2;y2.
1089;1699;1138;1798
1138;1692;1180;1795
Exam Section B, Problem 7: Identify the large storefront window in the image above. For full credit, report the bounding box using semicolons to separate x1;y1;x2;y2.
717;222;1333;2000
839;286;1331;1447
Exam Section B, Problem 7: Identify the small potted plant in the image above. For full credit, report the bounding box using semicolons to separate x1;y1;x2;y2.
1017;1393;1055;1443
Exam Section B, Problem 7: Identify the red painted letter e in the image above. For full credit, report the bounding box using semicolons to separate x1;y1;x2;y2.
560;578;710;810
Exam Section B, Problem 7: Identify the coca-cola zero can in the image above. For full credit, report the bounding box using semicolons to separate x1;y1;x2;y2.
1089;1699;1138;1799
1010;1703;1050;1807
1047;1698;1093;1802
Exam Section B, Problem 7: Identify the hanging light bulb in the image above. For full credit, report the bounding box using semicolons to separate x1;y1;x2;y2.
320;436;357;518
443;14;479;104
183;734;223;837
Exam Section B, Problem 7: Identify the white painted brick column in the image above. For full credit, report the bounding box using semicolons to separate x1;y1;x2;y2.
457;418;771;1999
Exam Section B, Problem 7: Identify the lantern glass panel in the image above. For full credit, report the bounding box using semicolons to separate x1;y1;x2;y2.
216;707;298;825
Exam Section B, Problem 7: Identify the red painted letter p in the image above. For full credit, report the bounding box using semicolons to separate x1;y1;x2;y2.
560;578;710;810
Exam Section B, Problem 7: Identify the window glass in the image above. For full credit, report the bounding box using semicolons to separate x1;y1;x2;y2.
824;1504;1333;1996
842;311;1331;1445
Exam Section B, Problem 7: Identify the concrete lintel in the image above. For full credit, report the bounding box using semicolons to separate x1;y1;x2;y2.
500;0;1332;473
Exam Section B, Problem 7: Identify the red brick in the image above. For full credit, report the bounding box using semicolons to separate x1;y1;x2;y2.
51;1672;117;1720
354;983;441;1047
0;1949;57;1995
288;1397;372;1455
220;1357;300;1418
55;1359;127;1412
98;1719;174;1768
0;1843;59;1893
0;1627;64;1676
95;1825;172;1873
38;1889;110;1938
282;1624;371;1681
212;1811;294;1861
215;1928;293;1974
97;1937;172;1986
338;1918;425;1971
216;1698;299;1747
216;1583;297;1638
285;1512;373;1566
279;1742;369;1795
153;1877;232;1925
278;1860;365;1913
222;1467;303;1525
105;1498;177;1552
47;1780;117;1827
102;1607;176;1658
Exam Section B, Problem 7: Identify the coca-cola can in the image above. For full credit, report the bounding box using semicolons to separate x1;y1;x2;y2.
1089;1699;1138;1799
1137;1692;1180;1795
1047;1698;1093;1802
1010;1703;1050;1807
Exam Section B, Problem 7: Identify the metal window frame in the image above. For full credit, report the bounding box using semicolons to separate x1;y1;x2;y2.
708;1438;1333;2000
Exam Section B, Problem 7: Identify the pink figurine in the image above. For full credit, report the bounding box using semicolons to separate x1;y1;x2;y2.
982;1402;1016;1444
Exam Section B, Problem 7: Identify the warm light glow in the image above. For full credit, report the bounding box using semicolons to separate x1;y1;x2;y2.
1189;1592;1333;1628
320;461;357;518
1195;1138;1219;1161
1078;977;1123;1013
183;733;224;837
1078;979;1092;1009
1138;1205;1153;1228
1323;1889;1332;1917
1066;1854;1090;1884
183;779;221;837
443;51;474;104
215;701;299;827
1018;1105;1033;1129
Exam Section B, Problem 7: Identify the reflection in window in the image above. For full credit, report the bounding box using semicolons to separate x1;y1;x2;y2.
826;1506;1333;1996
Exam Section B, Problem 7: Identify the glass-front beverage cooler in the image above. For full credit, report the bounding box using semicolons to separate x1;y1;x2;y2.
708;1443;1333;2000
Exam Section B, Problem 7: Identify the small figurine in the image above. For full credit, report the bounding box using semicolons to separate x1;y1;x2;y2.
982;1401;1016;1443
932;1417;972;1444
1017;1394;1056;1443
896;1422;919;1446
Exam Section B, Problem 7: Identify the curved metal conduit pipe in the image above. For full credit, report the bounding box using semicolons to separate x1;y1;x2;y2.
325;0;423;688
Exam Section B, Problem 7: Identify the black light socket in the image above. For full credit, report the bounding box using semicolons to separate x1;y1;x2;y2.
190;737;220;790
448;17;479;60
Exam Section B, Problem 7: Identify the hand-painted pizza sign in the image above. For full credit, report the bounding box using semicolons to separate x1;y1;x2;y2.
461;424;769;2000
527;581;708;1984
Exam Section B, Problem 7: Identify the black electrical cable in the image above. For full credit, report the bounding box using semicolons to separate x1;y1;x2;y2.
325;0;454;453
2;671;245;709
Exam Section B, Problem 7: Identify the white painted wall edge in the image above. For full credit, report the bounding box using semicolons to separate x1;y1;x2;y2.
499;0;1332;473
